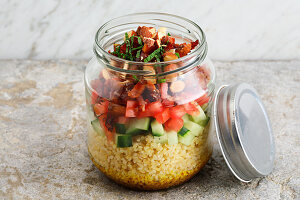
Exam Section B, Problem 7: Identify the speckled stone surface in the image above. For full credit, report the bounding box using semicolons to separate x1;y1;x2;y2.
0;60;299;200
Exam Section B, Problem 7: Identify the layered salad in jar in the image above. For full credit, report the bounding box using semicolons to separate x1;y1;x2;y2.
86;26;213;190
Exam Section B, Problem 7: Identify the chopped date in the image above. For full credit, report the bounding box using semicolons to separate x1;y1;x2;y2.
108;103;126;116
128;81;146;98
105;114;115;132
142;86;160;102
117;82;135;104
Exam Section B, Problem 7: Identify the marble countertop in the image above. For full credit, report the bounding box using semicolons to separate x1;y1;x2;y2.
0;60;299;199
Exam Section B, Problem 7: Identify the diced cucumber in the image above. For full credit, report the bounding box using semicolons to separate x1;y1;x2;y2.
184;121;204;136
199;117;210;127
151;120;165;136
167;131;178;145
201;103;209;111
91;119;104;136
126;117;150;136
116;134;132;148
190;105;207;124
154;134;168;144
178;126;190;137
182;114;190;123
115;123;126;134
178;131;195;146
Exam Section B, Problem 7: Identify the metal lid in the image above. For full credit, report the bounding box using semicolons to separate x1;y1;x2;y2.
214;83;275;182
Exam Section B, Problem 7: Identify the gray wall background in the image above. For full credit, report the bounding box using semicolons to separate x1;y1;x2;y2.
0;0;299;60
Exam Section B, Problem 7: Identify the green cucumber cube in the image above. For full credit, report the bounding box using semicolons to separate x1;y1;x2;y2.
167;131;178;145
182;114;190;123
116;134;132;148
115;123;126;134
178;131;195;146
126;117;150;136
178;126;190;137
190;105;207;124
184;121;204;136
151;120;165;136
199;117;210;127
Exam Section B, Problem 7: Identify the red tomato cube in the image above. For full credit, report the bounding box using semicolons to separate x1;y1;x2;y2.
164;118;184;132
126;100;138;117
183;102;199;115
169;105;186;119
154;108;170;124
147;101;163;115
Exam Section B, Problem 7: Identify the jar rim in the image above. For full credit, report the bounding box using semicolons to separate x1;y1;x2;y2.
93;12;211;77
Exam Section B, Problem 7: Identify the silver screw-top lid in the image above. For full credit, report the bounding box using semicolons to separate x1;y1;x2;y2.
214;83;275;182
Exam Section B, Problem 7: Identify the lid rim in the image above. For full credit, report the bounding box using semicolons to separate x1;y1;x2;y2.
214;83;275;182
214;85;252;182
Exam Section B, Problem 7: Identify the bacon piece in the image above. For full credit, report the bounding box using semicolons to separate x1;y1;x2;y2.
137;26;156;39
161;36;175;45
142;37;156;54
191;40;199;49
175;43;192;57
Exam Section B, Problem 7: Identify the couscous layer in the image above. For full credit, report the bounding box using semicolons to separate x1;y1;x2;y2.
87;123;212;190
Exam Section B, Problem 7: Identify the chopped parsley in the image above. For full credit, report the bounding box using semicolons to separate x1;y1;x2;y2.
158;79;166;83
132;46;143;51
136;50;141;59
144;47;164;63
175;52;180;58
132;75;139;81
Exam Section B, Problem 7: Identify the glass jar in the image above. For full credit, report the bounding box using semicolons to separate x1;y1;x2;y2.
84;13;216;190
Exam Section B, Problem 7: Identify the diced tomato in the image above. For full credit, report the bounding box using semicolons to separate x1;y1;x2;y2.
169;105;186;119
125;108;138;117
154;108;170;124
183;102;199;115
160;82;168;99
94;101;109;116
91;91;99;104
196;94;210;106
126;100;138;108
126;100;138;117
138;109;151;118
162;99;175;107
164;118;184;132
128;82;145;98
147;101;163;115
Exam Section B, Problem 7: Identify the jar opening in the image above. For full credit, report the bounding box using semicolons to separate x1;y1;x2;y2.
93;12;208;77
